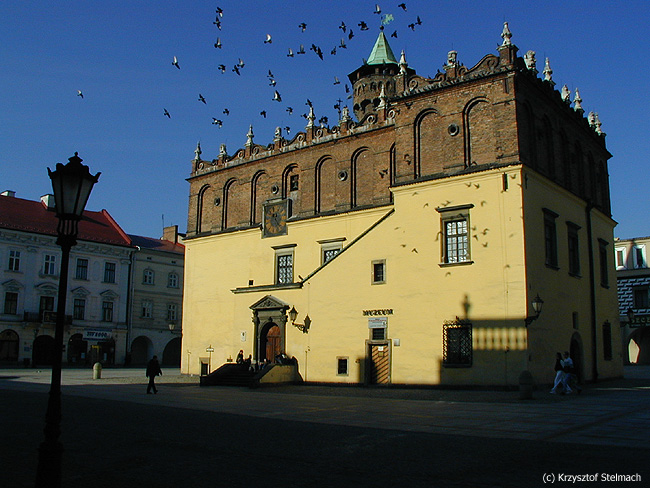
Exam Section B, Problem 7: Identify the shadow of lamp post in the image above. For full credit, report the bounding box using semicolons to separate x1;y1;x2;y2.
35;153;100;488
520;294;544;399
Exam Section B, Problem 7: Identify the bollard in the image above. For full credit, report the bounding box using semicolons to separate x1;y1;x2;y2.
93;362;102;380
518;370;534;399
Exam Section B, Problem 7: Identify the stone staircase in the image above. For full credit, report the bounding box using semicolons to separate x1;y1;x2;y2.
199;363;256;386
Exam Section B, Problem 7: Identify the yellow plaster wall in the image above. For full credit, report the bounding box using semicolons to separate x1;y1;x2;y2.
183;167;539;385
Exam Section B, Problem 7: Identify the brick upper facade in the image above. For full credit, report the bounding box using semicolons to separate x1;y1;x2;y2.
185;25;611;240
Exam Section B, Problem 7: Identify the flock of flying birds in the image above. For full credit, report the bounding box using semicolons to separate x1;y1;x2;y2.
77;3;424;138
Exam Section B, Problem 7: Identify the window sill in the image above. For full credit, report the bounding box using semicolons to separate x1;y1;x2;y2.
545;264;560;271
439;261;474;268
442;363;473;368
569;272;582;279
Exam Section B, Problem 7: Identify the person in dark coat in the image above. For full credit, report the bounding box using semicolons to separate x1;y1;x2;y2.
146;355;162;394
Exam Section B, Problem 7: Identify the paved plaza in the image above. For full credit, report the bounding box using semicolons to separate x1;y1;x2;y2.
2;366;649;487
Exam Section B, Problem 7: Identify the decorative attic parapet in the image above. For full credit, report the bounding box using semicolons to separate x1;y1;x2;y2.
189;110;395;178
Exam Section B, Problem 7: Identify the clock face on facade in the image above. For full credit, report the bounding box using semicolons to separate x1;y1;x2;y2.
263;200;288;237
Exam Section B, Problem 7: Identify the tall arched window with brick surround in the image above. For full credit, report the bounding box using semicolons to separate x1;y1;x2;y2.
197;184;212;234
222;178;237;230
542;116;556;179
414;109;444;178
250;170;269;225
463;98;494;168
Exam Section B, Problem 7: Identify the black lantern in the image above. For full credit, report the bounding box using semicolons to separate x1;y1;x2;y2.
36;153;99;488
525;294;544;326
289;306;311;333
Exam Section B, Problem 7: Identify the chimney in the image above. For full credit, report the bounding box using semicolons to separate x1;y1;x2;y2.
40;194;56;209
1;190;16;197
162;225;179;243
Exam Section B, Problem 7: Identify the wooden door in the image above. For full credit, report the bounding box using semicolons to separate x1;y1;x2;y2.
265;325;281;362
369;343;390;384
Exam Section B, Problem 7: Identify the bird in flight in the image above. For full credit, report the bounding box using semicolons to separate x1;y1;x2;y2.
213;18;222;30
163;108;171;118
348;29;355;40
306;99;313;107
286;107;293;114
237;59;245;68
232;65;241;75
216;7;223;17
297;44;306;55
77;90;83;99
264;34;272;44
339;21;346;33
287;48;294;57
339;39;347;49
374;4;381;15
223;108;230;115
358;21;369;31
269;78;277;86
198;94;206;104
212;118;223;127
284;126;291;134
260;110;267;118
218;64;226;73
391;30;398;38
273;90;282;102
214;38;222;49
299;22;307;32
331;47;337;55
333;76;340;85
172;56;180;69
398;3;407;11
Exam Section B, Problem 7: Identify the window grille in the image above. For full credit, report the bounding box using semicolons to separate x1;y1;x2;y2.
442;318;472;367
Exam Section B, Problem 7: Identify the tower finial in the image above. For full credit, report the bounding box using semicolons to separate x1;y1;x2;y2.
501;22;513;46
193;141;202;161
573;88;584;115
561;84;571;104
245;125;254;147
543;57;554;85
399;50;408;74
524;51;537;74
306;106;315;128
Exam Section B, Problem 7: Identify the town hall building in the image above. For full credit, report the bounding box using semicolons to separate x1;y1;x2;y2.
181;24;623;386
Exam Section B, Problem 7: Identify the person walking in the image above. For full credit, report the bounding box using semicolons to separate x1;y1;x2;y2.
550;352;565;394
562;351;582;394
146;355;162;394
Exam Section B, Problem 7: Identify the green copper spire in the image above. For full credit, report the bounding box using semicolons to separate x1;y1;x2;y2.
367;30;397;65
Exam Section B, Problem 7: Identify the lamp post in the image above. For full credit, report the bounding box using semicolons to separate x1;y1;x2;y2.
35;153;99;488
289;306;311;333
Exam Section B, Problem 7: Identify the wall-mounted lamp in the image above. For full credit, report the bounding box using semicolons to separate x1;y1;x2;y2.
289;306;311;333
168;322;176;332
524;294;544;326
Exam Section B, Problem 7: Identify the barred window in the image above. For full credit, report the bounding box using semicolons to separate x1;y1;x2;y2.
143;269;155;285
276;253;293;284
168;272;179;288
323;248;340;264
567;223;581;276
443;319;472;367
167;303;178;321
337;357;349;376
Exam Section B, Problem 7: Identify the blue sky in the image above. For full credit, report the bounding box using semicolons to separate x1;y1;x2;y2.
1;1;647;239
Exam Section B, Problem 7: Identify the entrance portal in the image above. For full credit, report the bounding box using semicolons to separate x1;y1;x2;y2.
261;323;281;362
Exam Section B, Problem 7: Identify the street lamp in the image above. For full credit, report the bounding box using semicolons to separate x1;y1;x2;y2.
35;153;99;488
524;294;544;326
289;306;311;333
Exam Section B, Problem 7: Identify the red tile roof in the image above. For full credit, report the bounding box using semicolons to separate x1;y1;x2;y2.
128;234;185;254
0;194;132;247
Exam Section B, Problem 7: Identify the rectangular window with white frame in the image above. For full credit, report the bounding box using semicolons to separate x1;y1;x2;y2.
104;262;116;283
633;245;647;269
167;303;178;321
274;245;295;285
543;209;559;269
4;292;18;315
143;269;155;285
567;222;581;277
73;298;86;320
8;250;21;272
142;300;153;318
438;205;473;265
371;259;386;285
102;301;114;322
43;254;57;276
615;247;626;270
337;357;349;376
75;258;89;280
